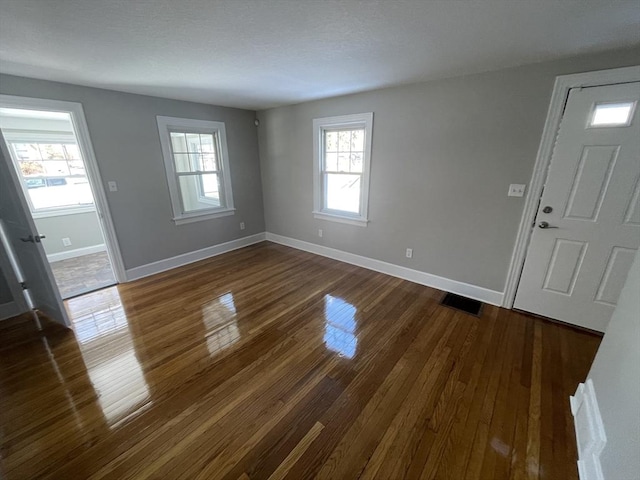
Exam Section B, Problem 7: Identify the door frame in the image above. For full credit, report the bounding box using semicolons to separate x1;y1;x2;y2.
0;94;126;284
503;65;640;309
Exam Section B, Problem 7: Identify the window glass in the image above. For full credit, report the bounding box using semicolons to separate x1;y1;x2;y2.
313;113;373;225
322;128;365;212
157;116;234;223
590;102;635;127
10;141;94;211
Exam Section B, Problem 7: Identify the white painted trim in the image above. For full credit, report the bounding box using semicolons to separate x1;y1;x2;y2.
156;116;235;225
2;131;76;143
0;94;127;285
125;233;266;281
173;208;235;225
313;211;368;227
265;232;503;305
0;302;23;321
571;379;607;480
46;244;106;263
503;65;640;308
312;112;373;226
32;206;96;219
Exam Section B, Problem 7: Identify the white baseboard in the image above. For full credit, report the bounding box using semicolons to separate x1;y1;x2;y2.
571;379;607;480
47;244;106;263
125;233;266;281
265;233;504;306
122;231;504;305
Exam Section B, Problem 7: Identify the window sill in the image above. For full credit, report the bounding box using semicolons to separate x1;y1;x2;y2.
313;211;368;227
31;206;97;219
173;208;235;225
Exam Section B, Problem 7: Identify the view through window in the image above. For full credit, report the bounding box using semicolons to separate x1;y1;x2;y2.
10;140;94;211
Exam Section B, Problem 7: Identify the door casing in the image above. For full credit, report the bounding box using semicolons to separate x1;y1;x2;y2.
503;65;640;309
0;94;126;284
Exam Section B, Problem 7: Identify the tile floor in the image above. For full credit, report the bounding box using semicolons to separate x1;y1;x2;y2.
49;251;116;299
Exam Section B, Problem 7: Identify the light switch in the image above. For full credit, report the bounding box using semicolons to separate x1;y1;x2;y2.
108;181;118;192
508;184;526;197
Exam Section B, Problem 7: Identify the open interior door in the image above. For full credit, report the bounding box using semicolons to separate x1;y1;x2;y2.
0;132;69;327
0;241;28;320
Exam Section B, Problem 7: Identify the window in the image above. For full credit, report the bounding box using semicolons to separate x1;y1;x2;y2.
7;135;95;216
313;113;373;226
589;101;636;127
157;116;234;225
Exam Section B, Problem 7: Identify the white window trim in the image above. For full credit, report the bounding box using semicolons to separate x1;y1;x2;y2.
312;112;373;227
31;206;96;219
156;116;235;225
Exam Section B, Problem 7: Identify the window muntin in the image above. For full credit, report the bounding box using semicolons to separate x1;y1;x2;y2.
157;117;234;224
168;131;223;210
322;129;365;214
313;113;373;226
9;140;94;211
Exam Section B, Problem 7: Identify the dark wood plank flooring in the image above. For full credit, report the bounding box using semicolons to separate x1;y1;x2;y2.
0;242;601;479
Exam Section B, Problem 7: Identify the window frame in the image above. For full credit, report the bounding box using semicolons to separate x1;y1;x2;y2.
312;112;373;227
4;131;97;218
156;116;235;225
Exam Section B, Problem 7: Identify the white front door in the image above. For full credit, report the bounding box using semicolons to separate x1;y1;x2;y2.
0;132;69;327
515;81;640;332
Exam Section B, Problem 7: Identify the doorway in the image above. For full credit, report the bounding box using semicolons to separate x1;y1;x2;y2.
0;96;124;300
505;66;640;332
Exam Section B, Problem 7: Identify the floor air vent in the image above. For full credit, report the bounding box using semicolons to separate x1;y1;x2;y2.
440;293;483;317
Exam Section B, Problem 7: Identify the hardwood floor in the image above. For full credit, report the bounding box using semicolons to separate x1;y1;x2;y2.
0;242;601;479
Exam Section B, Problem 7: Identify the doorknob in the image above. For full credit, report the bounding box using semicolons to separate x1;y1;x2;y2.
538;221;558;229
20;234;46;243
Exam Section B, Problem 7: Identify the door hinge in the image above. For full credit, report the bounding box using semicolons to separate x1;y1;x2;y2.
20;282;28;290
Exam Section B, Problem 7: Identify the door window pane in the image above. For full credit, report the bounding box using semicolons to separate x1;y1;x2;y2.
590;102;635;126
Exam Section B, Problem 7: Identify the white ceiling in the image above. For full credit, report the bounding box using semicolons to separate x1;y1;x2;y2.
0;0;639;110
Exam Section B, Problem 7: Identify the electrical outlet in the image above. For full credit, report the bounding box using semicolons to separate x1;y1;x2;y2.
318;229;323;238
406;248;413;258
240;222;245;230
508;184;526;197
62;237;72;247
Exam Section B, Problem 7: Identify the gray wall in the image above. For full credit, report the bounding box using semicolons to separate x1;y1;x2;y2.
257;47;640;292
587;250;640;479
0;265;12;304
0;75;265;270
35;211;104;256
